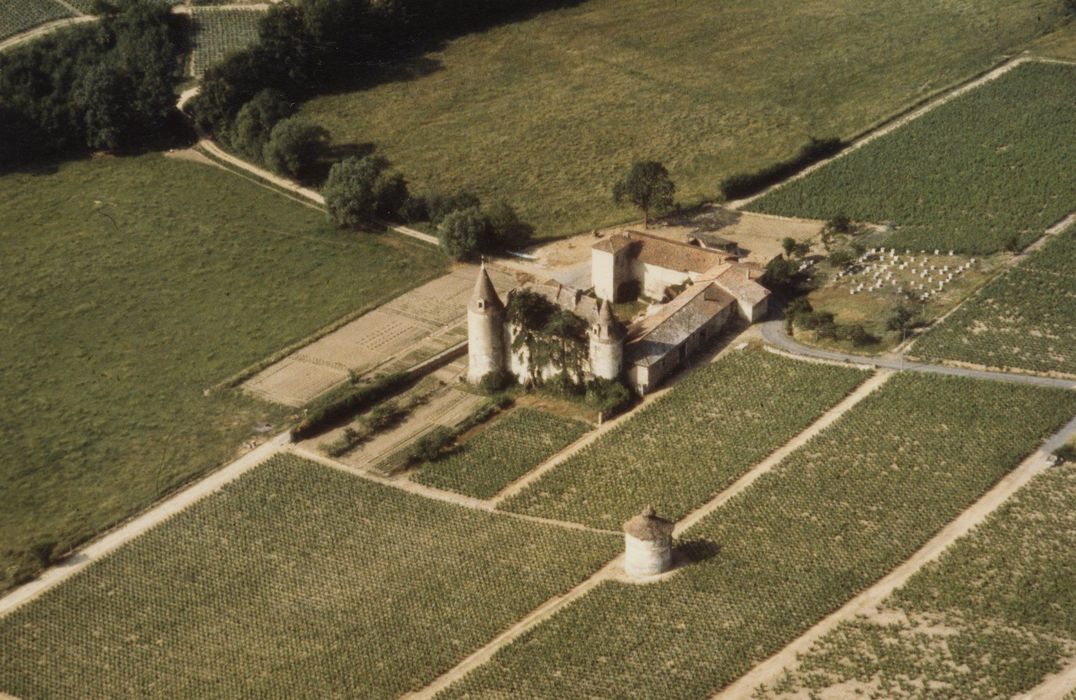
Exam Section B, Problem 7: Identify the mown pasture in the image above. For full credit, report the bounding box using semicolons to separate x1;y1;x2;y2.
444;374;1076;699
414;407;589;499
747;62;1076;254
501;350;867;529
0;153;446;592
299;0;1067;240
0;455;618;698
759;462;1076;699
912;224;1076;376
0;0;72;41
189;7;264;78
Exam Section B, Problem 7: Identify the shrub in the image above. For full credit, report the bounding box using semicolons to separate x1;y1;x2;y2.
585;378;633;416
438;206;491;260
485;200;533;250
261;117;329;180
408;426;456;463
478;369;513;394
400;195;430;223
292;372;411;440
720;137;844;200
428;191;481;225
323;155;409;228
364;400;407;432
827;248;855;268
836;323;875;347
226;89;295;161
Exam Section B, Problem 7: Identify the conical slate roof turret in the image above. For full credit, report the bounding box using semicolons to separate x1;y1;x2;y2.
594;298;626;340
469;263;504;314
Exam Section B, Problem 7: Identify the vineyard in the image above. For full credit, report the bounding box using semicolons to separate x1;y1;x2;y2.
759;462;1076;699
443;374;1076;699
747;62;1076;255
0;0;72;41
912;224;1076;376
189;7;264;78
414;407;590;499
0;455;618;698
500;350;867;529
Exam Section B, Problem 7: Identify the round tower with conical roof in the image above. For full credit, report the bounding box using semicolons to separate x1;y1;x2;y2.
589;299;625;381
623;505;674;578
467;263;507;384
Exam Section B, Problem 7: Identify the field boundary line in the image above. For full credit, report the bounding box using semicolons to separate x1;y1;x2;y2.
0;15;97;52
289;445;619;536
675;369;891;536
727;54;1043;210
0;432;291;619
714;413;1076;699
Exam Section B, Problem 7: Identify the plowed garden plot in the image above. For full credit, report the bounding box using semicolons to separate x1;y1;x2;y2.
911;224;1076;376
747;62;1076;255
443;374;1076;699
189;7;264;78
415;407;590;499
0;0;72;41
0;153;445;593
500;349;867;529
758;462;1076;699
0;455;618;699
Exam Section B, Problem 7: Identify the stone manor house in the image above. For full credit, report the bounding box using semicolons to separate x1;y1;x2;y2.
468;230;770;395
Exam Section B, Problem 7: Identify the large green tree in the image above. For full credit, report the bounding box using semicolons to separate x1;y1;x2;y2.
437;206;491;260
612;160;676;228
261;117;330;180
323;155;409;227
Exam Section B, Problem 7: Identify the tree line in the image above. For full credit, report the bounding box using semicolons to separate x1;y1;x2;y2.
0;0;188;170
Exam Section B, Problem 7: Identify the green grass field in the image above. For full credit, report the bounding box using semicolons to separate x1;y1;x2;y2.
189;7;265;78
0;153;446;592
0;455;618;698
912;224;1076;376
445;374;1076;699
760;462;1076;699
299;0;1067;239
0;0;72;41
747;62;1076;254
414;407;590;499
500;350;867;529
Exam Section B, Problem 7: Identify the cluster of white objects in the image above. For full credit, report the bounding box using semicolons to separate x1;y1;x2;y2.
839;248;976;301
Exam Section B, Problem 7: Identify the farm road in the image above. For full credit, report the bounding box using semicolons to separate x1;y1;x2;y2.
761;319;1076;390
0;15;96;53
714;411;1076;700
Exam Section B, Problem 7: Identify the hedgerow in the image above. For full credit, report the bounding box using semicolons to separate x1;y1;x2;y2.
0;455;618;698
500;349;867;529
911;223;1076;376
443;374;1076;699
414;408;589;499
758;462;1076;699
747;62;1076;255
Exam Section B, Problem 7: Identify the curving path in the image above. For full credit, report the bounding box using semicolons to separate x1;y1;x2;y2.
760;318;1076;390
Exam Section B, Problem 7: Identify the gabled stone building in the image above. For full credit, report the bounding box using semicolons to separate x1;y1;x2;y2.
467;230;771;395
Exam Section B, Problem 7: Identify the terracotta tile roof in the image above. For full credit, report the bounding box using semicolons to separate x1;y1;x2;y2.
712;264;770;306
591;230;734;273
526;279;599;320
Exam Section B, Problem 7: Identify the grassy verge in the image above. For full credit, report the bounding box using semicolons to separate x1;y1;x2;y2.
443;374;1076;699
0;152;446;592
299;0;1067;239
0;455;618;698
747;62;1076;254
759;461;1076;699
414;407;590;499
500;349;868;529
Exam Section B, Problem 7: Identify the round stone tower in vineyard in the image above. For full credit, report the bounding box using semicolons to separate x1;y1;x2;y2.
467;263;507;384
623;506;674;578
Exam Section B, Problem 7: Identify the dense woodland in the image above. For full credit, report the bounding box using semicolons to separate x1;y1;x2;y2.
0;1;187;169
